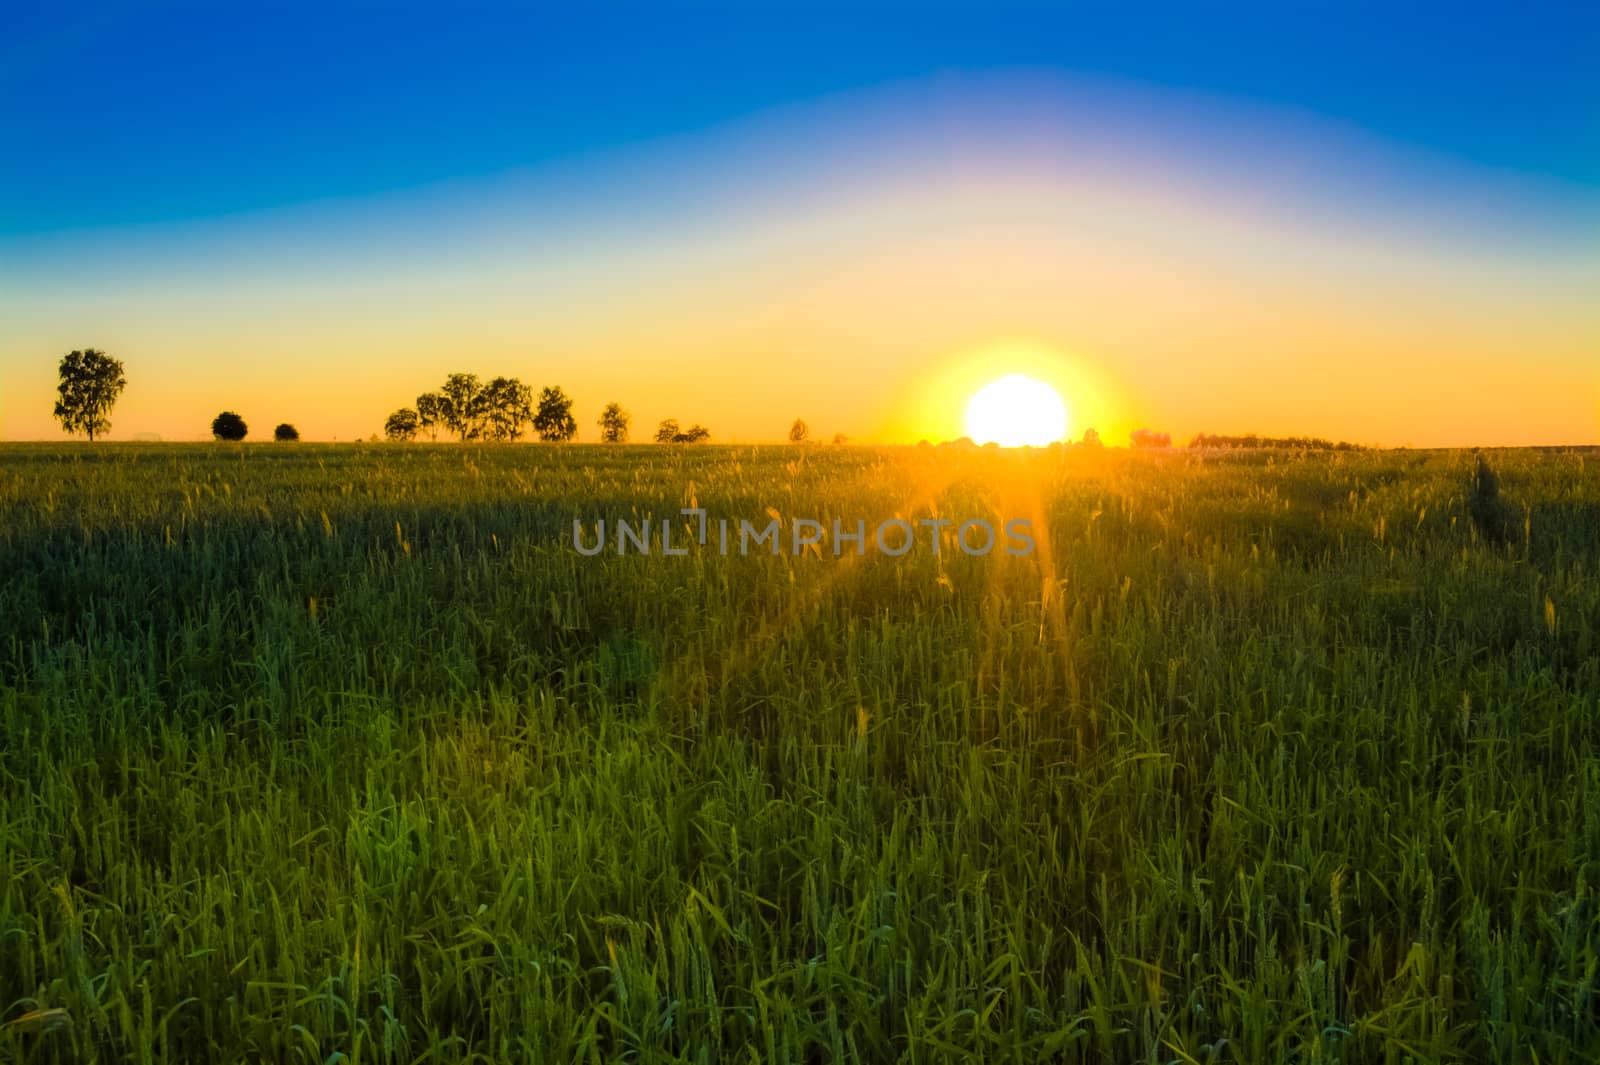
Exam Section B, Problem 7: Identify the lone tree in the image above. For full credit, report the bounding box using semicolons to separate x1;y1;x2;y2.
384;408;420;441
654;418;680;443
533;386;577;442
1080;427;1102;447
675;424;711;443
598;402;630;443
479;377;534;441
274;423;300;441
211;412;248;441
53;348;127;441
1130;428;1171;449
788;418;809;443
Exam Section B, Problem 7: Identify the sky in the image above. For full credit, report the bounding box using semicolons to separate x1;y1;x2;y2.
1;2;1597;445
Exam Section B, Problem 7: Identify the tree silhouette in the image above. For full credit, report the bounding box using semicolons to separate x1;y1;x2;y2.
598;402;630;443
832;433;849;445
211;412;248;441
1186;432;1359;451
1080;428;1102;447
384;408;420;441
439;373;483;440
651;419;710;443
788;418;809;443
533;386;577;441
274;423;300;441
416;392;447;441
479;377;534;441
53;348;127;441
1130;428;1171;449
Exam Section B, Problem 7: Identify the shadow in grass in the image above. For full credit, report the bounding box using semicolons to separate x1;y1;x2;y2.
1527;501;1600;563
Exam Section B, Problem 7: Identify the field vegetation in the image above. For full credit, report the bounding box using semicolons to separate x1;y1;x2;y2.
1;443;1597;1062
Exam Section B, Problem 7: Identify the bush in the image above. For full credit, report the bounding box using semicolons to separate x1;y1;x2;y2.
211;412;248;441
1468;455;1515;545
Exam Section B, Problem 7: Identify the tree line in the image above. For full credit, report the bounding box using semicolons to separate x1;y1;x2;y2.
1186;432;1361;451
381;373;715;444
46;352;725;444
383;373;579;442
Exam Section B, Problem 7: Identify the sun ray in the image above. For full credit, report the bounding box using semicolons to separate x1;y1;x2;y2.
647;455;965;728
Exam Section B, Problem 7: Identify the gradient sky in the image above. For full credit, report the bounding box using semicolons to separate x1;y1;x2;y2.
2;2;1596;445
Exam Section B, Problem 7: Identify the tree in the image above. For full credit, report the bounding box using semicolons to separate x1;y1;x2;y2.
1130;428;1171;449
788;418;809;443
1080;428;1102;447
598;402;630;443
479;377;534;441
532;386;577;442
832;433;849;445
416;392;447;441
384;408;420;441
438;373;483;440
53;348;127;441
212;412;248;441
654;419;708;443
274;423;300;441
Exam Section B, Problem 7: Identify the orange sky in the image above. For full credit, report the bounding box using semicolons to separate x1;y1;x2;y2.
2;75;1596;446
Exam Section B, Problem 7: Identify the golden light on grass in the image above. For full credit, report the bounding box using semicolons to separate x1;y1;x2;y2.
964;373;1070;447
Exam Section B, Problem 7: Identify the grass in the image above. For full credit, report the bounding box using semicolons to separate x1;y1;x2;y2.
1;442;1597;1063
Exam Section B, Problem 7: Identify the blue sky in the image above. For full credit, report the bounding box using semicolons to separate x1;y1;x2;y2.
4;2;1597;234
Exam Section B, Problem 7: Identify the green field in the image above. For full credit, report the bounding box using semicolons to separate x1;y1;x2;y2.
2;443;1597;1063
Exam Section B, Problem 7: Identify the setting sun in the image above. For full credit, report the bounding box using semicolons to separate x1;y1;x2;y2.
964;374;1070;447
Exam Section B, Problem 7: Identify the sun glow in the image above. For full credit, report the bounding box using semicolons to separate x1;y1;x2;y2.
964;374;1070;447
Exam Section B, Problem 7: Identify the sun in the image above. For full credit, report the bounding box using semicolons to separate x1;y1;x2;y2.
964;374;1070;447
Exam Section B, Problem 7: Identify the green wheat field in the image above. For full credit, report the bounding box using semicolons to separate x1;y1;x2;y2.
2;443;1597;1063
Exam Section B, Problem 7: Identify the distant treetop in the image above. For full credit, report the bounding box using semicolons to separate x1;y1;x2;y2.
384;409;420;442
533;386;578;442
598;402;630;443
1188;432;1361;451
211;411;248;441
655;418;709;442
